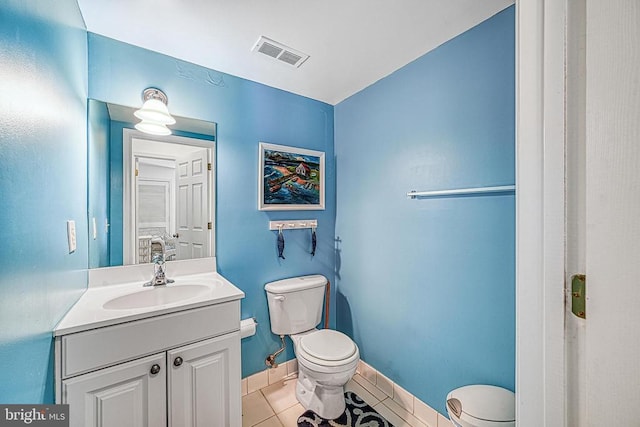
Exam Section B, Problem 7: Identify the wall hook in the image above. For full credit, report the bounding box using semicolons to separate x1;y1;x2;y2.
269;219;318;231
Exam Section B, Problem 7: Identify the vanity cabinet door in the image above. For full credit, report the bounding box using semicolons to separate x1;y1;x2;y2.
168;331;241;427
63;353;167;427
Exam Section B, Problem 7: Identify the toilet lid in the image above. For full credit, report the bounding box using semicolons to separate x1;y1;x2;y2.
447;385;515;422
299;330;357;362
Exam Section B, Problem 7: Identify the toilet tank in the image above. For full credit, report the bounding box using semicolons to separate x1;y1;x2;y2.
265;275;327;335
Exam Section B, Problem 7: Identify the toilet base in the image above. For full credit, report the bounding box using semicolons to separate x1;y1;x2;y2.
296;370;346;420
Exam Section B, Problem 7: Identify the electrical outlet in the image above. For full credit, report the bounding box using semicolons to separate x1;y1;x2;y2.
67;220;76;253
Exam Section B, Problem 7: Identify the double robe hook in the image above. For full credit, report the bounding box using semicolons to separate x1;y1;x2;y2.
273;222;317;259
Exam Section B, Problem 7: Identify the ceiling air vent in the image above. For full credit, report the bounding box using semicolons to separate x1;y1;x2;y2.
252;36;309;68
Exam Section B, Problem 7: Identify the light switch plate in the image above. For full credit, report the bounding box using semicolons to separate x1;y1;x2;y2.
67;220;76;253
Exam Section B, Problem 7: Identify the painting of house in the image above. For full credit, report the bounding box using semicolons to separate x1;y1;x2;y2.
258;142;325;210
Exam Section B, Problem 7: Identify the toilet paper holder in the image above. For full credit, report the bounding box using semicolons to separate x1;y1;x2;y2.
240;317;258;339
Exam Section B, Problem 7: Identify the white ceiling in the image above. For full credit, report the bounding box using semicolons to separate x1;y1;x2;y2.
77;0;513;105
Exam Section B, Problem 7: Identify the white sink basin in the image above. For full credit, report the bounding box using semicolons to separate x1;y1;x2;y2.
54;260;246;336
103;284;210;310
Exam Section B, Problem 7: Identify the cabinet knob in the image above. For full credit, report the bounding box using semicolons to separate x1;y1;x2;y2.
173;356;183;367
150;364;161;375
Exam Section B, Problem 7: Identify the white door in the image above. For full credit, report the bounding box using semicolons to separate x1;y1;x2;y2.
167;332;241;427
583;1;640;425
63;353;167;427
175;148;210;260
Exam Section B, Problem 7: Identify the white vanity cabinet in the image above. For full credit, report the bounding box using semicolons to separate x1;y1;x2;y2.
55;300;242;427
168;332;240;426
62;353;167;427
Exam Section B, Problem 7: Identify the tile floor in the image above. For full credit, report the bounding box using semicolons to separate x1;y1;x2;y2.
242;368;454;427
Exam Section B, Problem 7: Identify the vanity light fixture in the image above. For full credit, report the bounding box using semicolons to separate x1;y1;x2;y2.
134;88;176;135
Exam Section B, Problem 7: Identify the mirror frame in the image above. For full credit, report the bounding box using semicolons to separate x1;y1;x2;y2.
87;99;217;268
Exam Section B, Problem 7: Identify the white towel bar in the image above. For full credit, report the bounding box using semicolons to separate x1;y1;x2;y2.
407;185;515;199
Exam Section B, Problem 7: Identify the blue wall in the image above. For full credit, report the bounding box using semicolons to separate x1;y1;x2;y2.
334;6;515;415
0;0;88;403
88;34;336;377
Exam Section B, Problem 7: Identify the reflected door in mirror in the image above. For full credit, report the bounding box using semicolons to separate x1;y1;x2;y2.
176;148;210;260
123;130;214;265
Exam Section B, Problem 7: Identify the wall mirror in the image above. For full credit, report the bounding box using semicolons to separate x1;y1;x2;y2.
88;99;217;268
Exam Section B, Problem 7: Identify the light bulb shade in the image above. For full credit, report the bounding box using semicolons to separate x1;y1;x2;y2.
134;98;176;125
135;120;172;136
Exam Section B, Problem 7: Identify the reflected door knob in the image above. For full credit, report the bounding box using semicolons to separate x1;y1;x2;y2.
150;364;161;375
172;233;179;238
173;357;183;367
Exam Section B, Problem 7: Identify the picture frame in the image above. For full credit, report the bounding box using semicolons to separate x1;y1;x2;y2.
258;142;325;211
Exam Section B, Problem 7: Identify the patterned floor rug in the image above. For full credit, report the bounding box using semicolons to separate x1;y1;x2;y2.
297;391;394;427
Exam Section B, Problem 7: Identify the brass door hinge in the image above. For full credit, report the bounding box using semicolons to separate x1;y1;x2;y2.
571;274;586;319
207;222;212;230
207;163;212;171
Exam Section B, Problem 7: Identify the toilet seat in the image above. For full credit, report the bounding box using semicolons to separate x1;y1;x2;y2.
301;330;357;361
294;330;359;370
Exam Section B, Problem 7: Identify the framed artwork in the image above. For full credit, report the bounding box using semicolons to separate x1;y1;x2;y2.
258;142;325;210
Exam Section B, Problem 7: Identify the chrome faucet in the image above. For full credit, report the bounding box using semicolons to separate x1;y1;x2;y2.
144;253;175;287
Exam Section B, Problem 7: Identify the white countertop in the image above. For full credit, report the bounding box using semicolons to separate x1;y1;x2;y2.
54;261;244;336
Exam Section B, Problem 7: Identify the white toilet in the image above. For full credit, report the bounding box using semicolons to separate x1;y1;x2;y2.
265;275;360;420
446;385;515;427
